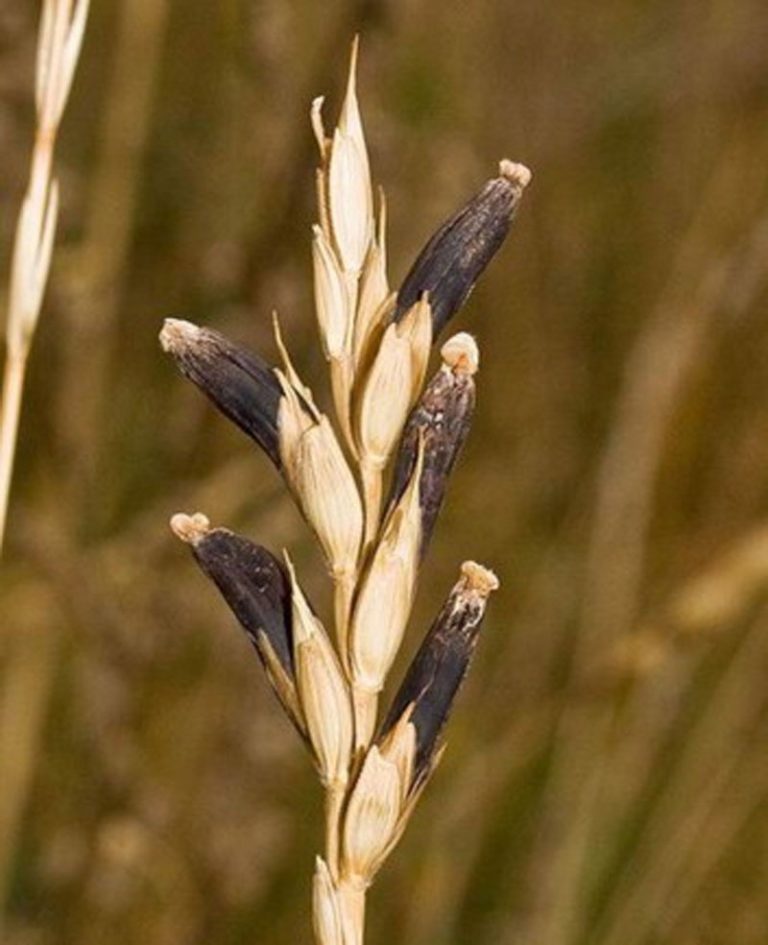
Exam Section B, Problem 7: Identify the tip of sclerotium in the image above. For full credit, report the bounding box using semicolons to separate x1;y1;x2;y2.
498;159;532;190
170;512;211;545
159;317;201;353
441;332;479;375
460;561;500;595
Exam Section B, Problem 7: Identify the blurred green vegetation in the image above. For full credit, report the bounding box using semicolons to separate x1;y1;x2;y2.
3;1;768;943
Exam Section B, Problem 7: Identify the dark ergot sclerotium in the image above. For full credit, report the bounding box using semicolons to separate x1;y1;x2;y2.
160;318;283;466
385;338;477;558
172;514;305;737
380;562;499;786
395;160;531;337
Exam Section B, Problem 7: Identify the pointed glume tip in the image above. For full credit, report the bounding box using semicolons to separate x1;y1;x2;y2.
170;512;211;545
159;317;202;353
441;332;479;375
349;34;360;78
460;561;500;596
498;160;532;190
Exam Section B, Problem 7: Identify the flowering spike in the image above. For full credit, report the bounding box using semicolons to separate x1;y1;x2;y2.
160;44;527;945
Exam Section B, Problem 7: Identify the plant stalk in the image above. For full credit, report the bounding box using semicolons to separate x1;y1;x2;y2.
324;782;346;880
0;353;28;553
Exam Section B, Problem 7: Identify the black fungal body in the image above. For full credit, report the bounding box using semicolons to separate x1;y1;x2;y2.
395;172;525;336
188;526;309;739
381;577;490;785
165;324;283;465
191;528;306;741
191;527;294;676
386;364;475;558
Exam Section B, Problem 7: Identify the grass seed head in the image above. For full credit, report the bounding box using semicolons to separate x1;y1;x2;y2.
160;43;518;941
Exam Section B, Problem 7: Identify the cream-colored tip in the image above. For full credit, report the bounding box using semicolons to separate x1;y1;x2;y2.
159;317;201;353
498;160;532;190
349;34;360;75
460;561;500;595
170;512;210;544
441;332;479;375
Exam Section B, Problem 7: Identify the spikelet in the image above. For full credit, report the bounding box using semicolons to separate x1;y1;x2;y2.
366;717;419;868
327;39;373;276
310;39;380;457
356;297;432;469
350;445;424;695
287;555;353;788
341;746;403;884
340;714;419;885
277;373;363;579
313;223;351;359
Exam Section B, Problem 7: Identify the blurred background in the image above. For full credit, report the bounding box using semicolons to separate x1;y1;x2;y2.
2;1;768;943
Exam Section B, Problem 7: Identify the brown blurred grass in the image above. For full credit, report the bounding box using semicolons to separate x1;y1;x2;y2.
2;1;768;943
